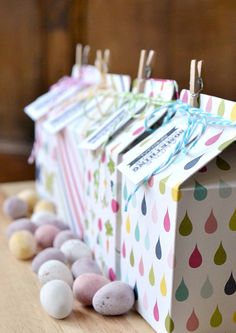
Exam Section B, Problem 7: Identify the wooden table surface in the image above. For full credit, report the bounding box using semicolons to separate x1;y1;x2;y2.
0;181;154;333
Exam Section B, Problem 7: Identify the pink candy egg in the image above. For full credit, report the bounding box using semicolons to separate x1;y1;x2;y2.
35;225;60;249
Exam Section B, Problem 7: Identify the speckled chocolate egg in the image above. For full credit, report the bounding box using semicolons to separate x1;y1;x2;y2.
53;230;80;249
17;189;38;213
60;239;92;264
6;218;37;239
35;224;60;248
34;199;56;214
71;258;102;278
9;230;37;260
92;281;135;315
73;273;109;305
38;260;73;286
3;196;28;220
32;247;67;273
40;280;73;319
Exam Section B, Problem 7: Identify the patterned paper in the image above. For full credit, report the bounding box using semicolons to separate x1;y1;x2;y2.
57;74;131;236
29;66;101;227
120;90;236;333
82;79;178;278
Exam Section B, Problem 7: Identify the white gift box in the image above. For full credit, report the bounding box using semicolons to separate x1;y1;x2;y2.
25;66;100;222
44;73;131;235
80;79;178;278
118;90;236;333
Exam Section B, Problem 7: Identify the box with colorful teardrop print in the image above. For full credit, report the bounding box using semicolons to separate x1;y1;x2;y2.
118;90;236;333
81;79;178;279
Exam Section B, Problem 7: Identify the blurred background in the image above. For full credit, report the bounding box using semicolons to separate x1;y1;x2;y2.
0;0;235;183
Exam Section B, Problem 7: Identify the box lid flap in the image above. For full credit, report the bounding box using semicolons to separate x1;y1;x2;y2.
118;90;236;188
42;74;131;133
80;79;178;152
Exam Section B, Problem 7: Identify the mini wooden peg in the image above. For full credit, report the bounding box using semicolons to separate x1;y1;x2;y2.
82;45;90;65
76;44;82;67
189;59;203;107
95;49;110;87
76;44;90;67
136;49;155;93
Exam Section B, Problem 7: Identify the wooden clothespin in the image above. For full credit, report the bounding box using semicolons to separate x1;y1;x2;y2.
189;59;203;107
136;49;155;93
95;49;110;87
75;43;91;68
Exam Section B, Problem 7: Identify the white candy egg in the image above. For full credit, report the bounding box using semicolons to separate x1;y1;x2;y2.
60;239;92;264
38;260;73;287
40;280;73;319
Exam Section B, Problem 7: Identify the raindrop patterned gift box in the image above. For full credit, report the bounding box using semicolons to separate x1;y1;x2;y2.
80;79;178;279
118;90;236;333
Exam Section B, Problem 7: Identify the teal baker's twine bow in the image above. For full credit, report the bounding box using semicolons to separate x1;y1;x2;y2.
125;100;236;211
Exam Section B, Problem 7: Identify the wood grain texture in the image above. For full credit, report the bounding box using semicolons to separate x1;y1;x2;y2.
78;0;236;100
0;181;154;333
0;0;42;143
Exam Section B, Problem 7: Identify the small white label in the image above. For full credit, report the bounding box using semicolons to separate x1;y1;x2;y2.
43;96;102;133
80;100;146;150
118;118;187;184
24;84;82;121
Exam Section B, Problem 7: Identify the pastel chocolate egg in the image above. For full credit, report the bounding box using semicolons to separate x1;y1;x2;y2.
17;189;38;213
92;281;135;315
60;239;92;264
38;260;73;287
31;211;69;231
9;230;37;260
3;196;28;220
71;258;102;278
37;218;69;231
32;247;67;273
31;211;57;225
35;224;60;248
34;199;56;214
73;273;109;305
53;230;80;249
40;280;73;319
6;218;37;239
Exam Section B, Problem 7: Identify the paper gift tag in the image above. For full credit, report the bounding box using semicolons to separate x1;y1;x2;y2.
118;117;188;185
79;100;147;150
24;84;84;121
43;94;105;134
43;74;131;134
